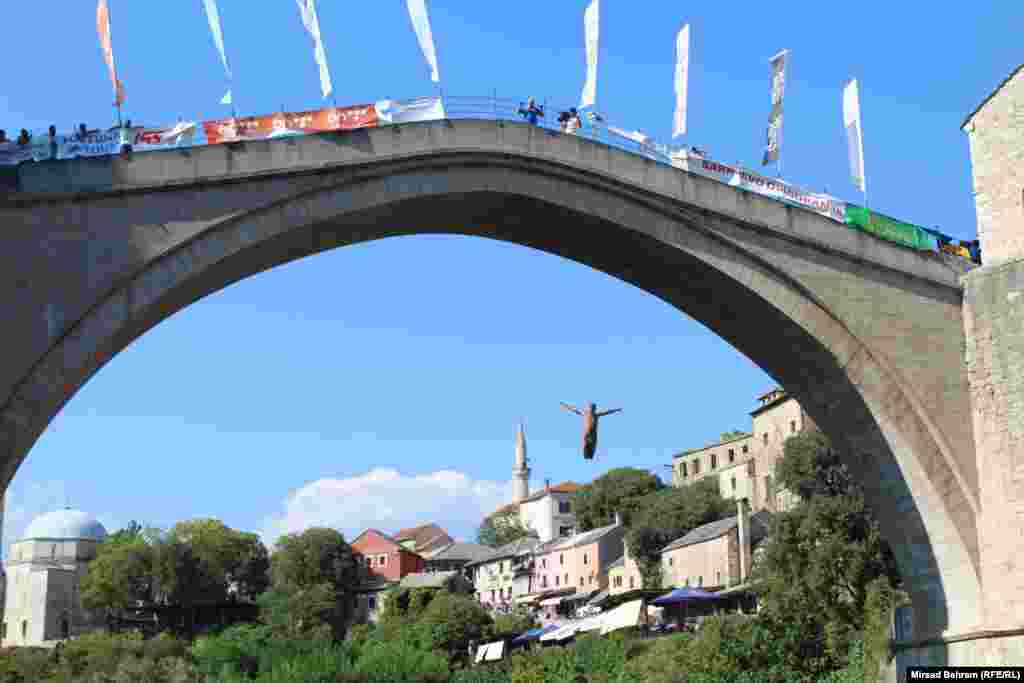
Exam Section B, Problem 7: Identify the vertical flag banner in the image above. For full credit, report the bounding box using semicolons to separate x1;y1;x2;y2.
843;78;866;193
672;24;690;138
96;0;125;106
295;0;333;99
202;0;233;104
762;49;788;166
580;0;599;108
407;0;440;83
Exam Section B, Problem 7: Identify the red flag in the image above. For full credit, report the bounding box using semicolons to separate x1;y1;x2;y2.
96;0;125;106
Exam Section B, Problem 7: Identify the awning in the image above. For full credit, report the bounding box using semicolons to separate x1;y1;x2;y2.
540;622;578;642
510;624;558;645
587;589;610;605
540;596;565;607
484;641;505;662
651;587;719;606
600;599;644;635
714;582;756;597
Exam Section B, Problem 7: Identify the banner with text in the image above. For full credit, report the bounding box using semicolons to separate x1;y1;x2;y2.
203;104;377;144
671;152;846;223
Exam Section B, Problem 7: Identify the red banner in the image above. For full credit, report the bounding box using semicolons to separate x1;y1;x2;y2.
203;104;377;145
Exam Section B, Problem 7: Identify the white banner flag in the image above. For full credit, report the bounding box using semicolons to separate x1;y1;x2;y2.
580;0;599;108
843;78;866;193
295;0;333;99
762;49;788;165
96;0;125;106
203;0;232;104
672;24;689;138
406;0;440;83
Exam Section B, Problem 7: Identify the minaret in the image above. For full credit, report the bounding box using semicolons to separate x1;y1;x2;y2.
512;421;531;503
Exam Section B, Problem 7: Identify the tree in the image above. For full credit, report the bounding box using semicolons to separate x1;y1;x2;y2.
625;479;733;587
752;430;901;674
572;467;664;532
166;519;270;604
720;430;747;442
476;512;534;548
417;590;493;660
775;430;857;499
263;527;360;640
81;532;156;618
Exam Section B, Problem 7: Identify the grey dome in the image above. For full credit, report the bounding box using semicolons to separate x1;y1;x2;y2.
23;509;107;542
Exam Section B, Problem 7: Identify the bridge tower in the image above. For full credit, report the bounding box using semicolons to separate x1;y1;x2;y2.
957;62;1024;664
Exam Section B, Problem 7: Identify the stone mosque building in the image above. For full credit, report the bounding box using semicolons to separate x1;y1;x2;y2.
2;508;108;646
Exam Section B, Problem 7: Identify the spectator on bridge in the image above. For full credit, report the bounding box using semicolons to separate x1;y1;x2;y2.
16;129;30;146
518;98;545;126
566;108;582;134
48;125;58;159
77;123;88;140
967;240;982;265
0;130;7;144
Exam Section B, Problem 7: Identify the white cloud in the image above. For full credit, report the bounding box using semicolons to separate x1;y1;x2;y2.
260;468;513;547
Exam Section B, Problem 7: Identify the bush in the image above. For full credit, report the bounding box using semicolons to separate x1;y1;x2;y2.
353;638;449;683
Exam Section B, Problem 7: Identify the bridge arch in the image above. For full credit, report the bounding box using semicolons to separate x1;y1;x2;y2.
0;122;981;646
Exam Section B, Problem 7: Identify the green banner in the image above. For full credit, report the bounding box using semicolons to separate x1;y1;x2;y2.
845;204;935;251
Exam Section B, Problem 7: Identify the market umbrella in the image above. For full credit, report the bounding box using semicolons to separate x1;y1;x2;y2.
651;587;718;628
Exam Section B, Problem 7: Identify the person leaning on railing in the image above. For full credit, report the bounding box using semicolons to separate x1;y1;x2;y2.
517;98;545;125
16;129;30;145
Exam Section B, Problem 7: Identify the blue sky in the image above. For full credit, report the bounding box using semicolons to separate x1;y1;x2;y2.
1;1;1019;552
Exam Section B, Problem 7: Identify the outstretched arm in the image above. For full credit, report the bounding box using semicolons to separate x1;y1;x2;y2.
560;402;582;416
596;408;623;418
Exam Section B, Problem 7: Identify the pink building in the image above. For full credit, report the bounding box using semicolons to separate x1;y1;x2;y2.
530;517;625;620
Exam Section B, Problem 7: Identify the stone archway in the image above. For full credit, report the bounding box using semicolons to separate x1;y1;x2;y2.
0;125;982;654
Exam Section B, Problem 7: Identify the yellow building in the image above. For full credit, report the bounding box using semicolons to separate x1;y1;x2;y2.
671;389;810;513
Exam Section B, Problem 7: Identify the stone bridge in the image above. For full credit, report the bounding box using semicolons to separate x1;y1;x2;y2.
0;119;1004;662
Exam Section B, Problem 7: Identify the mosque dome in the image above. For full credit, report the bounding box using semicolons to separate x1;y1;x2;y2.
22;509;108;542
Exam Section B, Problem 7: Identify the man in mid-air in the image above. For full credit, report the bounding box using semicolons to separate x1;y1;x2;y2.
561;402;622;460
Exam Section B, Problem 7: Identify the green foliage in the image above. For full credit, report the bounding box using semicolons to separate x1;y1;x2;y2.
625;478;733;588
477;513;534;549
353;638;449;683
264;527;360;640
817;641;865;683
862;577;895;683
775;431;857;499
190;623;273;677
81;535;155;613
720;431;747;442
572;467;664;532
487;613;538;640
417;591;493;660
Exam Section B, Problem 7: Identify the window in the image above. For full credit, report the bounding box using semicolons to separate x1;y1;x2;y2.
668;557;674;566
681;462;688;477
580;577;584;587
378;554;388;567
763;433;769;445
560;554;564;565
731;476;737;491
716;571;721;585
491;589;496;601
711;453;718;469
583;553;588;565
742;445;749;454
693;459;701;475
555;575;560;586
765;475;773;497
629;577;635;589
698;576;703;586
564;573;569;585
542;576;548;587
728;448;735;463
747;460;756;476
558;500;571;514
790;420;797;433
542;558;547;568
589;574;595;584
368;595;377;611
21;621;26;639
367;556;374;567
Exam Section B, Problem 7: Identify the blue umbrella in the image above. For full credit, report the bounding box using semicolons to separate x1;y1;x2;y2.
651;587;718;606
509;624;558;645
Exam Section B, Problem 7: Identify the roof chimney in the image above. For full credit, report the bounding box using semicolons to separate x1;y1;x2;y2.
737;498;752;584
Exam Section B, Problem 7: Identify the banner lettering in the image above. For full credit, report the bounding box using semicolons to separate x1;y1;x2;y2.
203;104;377;145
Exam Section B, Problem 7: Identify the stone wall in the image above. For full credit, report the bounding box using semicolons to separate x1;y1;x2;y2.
964;67;1024;265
